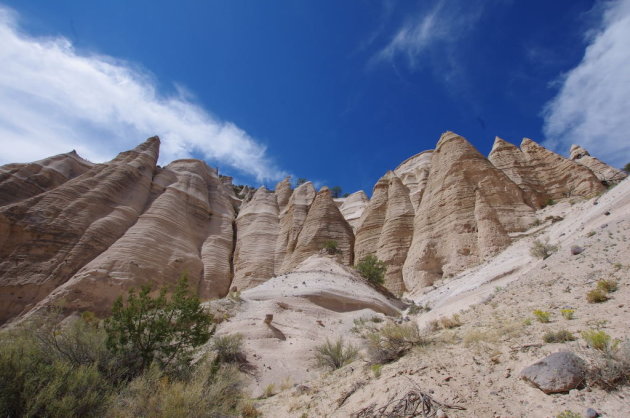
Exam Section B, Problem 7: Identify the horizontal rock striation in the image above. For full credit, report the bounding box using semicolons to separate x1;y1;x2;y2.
570;144;627;185
0;151;93;206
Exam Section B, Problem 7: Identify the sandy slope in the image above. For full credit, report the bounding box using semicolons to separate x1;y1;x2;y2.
204;255;403;397
254;179;630;417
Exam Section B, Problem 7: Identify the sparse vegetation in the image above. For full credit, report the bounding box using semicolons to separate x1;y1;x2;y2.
543;329;575;343
371;363;382;378
355;255;387;285
586;288;609;303
438;314;462;329
543;198;556;207
313;338;358;370
296;178;308;186
586;339;630;390
596;279;618;293
212;333;245;364
624;162;630;173
262;383;276;398
366;323;425;364
586;231;596;237
322;240;339;254
530;239;558;259
561;309;575;320
330;186;342;198
557;411;581;418
533;309;551;323
582;329;618;352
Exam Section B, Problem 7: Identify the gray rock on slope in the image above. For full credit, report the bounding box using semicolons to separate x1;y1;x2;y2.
520;351;587;394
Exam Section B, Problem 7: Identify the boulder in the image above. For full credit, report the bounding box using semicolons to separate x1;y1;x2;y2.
520;351;587;394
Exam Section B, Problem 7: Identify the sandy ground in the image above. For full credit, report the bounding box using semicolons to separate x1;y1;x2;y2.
247;178;630;417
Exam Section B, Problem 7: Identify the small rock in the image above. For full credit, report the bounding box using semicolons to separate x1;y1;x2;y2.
600;223;608;229
264;314;273;325
571;245;584;255
436;409;448;418
585;408;600;418
520;351;587;394
604;211;611;216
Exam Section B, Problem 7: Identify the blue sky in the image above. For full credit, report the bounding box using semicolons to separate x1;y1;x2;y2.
1;1;629;195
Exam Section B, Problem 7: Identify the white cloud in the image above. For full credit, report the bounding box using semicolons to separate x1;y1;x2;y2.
372;1;483;69
543;0;630;168
0;6;287;182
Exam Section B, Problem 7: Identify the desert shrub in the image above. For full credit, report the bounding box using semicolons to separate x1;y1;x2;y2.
533;309;551;323
596;279;618;293
262;383;276;398
366;323;425;364
105;276;214;377
212;333;245;364
557;411;581;418
241;401;262;417
0;327;113;418
543;329;576;343
582;329;618;352
438;314;462;329
561;309;575;320
108;362;244;417
543;198;556;207
586;289;609;303
313;338;358;370
371;363;382;378
530;239;558;259
586;339;630;390
322;240;339;254
355;255;387;285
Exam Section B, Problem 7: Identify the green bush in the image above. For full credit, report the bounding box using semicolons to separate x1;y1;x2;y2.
212;333;244;364
543;330;575;343
596;279;618;293
560;309;575;320
582;329;618;352
366;323;425;364
355;255;387;285
322;240;339;254
0;325;113;418
313;338;358;370
108;362;244;418
586;288;609;303
105;276;214;376
530;239;558;259
532;309;551;323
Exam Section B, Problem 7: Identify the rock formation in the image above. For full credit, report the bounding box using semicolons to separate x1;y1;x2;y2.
0;137;159;322
275;181;317;273
393;150;432;212
569;144;627;185
336;191;368;231
286;188;355;271
0;130;622;323
0;151;93;206
36;159;238;315
232;187;280;291
402;132;536;291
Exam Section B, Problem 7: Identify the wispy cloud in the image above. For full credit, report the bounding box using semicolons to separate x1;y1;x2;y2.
0;5;287;182
542;0;630;167
371;1;484;70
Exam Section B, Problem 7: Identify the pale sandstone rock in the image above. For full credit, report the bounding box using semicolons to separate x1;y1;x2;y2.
37;159;237;314
0;137;159;323
232;187;280;290
337;190;368;231
402;132;535;291
519;138;605;201
0;151;93;206
285;188;354;270
274;176;293;213
354;174;390;261
393;150;433;211
488;137;548;208
376;175;414;295
275;182;316;273
570;144;627;185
